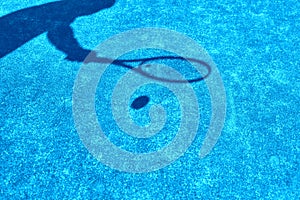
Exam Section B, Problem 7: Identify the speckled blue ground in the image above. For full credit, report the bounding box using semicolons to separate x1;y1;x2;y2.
0;0;299;199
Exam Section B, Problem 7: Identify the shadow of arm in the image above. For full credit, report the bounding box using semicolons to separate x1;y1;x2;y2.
47;24;90;62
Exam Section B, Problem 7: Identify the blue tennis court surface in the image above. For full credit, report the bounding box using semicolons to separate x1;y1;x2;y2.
0;0;299;199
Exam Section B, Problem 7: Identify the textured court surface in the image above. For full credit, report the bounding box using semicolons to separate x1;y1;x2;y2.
0;0;299;199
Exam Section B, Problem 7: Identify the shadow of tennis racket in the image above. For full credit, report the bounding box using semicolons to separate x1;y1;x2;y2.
84;51;211;83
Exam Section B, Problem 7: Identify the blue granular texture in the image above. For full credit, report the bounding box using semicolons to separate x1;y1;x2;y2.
0;0;299;199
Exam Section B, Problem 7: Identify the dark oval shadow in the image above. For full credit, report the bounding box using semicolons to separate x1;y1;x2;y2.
131;95;150;110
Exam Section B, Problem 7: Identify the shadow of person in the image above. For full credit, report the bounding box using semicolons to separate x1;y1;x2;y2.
0;0;115;62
